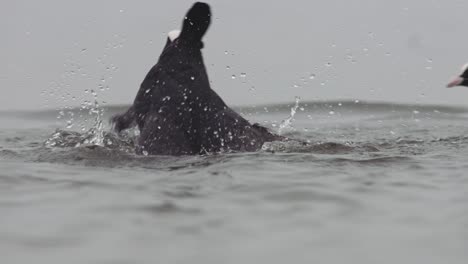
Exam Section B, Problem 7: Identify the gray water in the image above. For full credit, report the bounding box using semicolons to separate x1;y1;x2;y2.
1;101;467;264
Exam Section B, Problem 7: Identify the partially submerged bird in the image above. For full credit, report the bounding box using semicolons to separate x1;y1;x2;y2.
447;63;468;88
111;2;282;155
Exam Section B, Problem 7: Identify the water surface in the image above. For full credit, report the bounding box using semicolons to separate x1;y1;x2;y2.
1;101;467;264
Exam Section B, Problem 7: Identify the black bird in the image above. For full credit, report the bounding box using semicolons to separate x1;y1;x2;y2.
111;2;282;155
110;30;180;132
447;63;468;88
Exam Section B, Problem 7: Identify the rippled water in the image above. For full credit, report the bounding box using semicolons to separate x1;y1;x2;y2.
1;101;467;264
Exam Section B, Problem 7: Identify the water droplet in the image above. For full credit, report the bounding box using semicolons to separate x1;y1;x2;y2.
190;76;195;80
413;110;420;114
231;75;236;79
226;66;231;70
325;62;332;67
329;111;335;115
309;74;316;80
81;48;87;53
354;100;360;103
224;50;228;55
240;73;247;78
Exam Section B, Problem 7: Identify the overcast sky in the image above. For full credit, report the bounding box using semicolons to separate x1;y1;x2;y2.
3;0;468;111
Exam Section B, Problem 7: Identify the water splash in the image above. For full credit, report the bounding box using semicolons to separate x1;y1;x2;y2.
278;96;300;135
44;129;136;153
80;90;105;146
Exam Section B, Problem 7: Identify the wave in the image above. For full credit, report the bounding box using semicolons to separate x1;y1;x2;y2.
261;141;379;154
2;100;467;120
3;127;468;169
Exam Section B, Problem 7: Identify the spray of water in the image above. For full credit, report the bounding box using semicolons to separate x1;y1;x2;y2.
82;91;105;146
278;96;301;135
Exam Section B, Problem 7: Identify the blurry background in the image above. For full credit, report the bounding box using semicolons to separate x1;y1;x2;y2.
3;0;468;111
